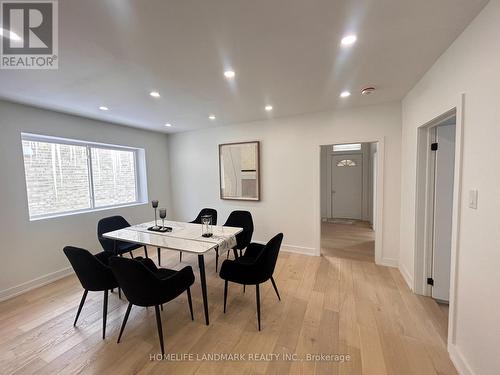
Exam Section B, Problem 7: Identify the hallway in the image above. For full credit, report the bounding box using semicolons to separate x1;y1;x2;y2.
321;221;375;263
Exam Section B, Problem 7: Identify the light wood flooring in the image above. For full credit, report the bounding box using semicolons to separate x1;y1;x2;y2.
0;243;455;374
321;221;375;263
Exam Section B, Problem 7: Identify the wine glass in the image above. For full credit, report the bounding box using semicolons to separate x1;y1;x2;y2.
159;208;167;228
152;200;159;228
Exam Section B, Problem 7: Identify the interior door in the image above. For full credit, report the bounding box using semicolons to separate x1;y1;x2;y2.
431;123;456;301
331;154;362;219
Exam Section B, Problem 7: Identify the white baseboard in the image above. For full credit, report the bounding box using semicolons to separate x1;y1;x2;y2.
449;344;475;375
0;267;73;302
254;241;317;256
281;244;317;256
399;264;414;291
377;257;398;268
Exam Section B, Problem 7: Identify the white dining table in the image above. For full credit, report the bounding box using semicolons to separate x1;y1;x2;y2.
103;220;242;325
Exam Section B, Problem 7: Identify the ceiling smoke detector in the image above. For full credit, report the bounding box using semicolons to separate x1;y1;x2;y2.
361;86;376;95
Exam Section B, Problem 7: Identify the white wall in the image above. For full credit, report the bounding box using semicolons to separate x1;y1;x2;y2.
168;103;401;264
0;100;170;300
400;1;500;374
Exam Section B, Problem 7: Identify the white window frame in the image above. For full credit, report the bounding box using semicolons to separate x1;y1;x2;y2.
333;143;362;152
21;133;149;221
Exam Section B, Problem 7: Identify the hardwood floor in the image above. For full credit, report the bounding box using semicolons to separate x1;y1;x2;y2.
321;221;375;262
0;246;456;374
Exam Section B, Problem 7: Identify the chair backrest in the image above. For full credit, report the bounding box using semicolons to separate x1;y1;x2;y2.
109;256;162;306
254;233;283;280
190;208;218;225
63;246;116;291
224;210;254;250
97;215;131;252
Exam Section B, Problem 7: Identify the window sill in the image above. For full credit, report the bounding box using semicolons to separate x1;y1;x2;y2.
29;201;148;221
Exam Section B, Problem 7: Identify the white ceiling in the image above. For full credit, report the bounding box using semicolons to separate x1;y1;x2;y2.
0;0;488;133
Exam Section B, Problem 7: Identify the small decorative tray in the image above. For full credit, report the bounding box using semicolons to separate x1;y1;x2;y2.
147;226;172;233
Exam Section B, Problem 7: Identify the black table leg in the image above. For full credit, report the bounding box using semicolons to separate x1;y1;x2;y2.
198;254;209;325
114;240;122;299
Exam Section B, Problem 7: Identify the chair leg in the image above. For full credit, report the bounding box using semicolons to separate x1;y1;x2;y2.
74;290;88;326
160;304;163;311
157;248;161;266
102;289;109;339
256;284;261;331
117;303;132;343
179;251;182;262
144;245;148;258
118;287;121;299
226;250;230;259
223;280;228;313
129;251;134;258
187;288;194;320
154;305;165;356
232;248;239;259
215;248;219;272
270;276;281;301
243;284;246;293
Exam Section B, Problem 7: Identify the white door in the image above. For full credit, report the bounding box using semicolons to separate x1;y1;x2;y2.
431;123;456;301
331;154;362;219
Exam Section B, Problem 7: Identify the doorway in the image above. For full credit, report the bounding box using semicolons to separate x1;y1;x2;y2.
320;142;378;262
414;108;461;344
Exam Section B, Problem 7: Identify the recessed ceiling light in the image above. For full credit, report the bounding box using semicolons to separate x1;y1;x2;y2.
208;115;216;120
99;106;109;111
341;34;357;46
265;105;273;111
224;70;235;79
164;123;172;127
150;91;160;98
0;28;21;41
340;91;351;98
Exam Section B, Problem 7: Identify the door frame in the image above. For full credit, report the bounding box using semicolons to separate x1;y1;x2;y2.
414;94;465;347
316;137;385;266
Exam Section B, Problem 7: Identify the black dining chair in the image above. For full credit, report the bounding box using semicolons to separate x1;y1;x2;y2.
178;208;219;263
109;256;195;356
63;246;119;339
97;215;159;264
190;208;218;225
224;210;254;259
219;233;283;331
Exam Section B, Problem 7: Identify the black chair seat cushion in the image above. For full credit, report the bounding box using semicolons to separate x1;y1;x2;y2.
220;258;262;284
220;234;283;285
109;256;195;307
114;241;142;255
136;257;177;279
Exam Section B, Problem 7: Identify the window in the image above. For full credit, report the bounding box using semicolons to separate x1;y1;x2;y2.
333;143;361;152
21;133;147;220
336;159;357;167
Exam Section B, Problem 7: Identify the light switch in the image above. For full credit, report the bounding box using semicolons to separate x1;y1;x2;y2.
468;189;478;209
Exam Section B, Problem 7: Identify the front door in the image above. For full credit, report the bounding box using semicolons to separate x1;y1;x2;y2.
331;154;362;219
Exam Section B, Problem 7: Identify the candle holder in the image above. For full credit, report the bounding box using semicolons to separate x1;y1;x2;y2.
147;202;172;232
152;200;159;229
159;208;167;229
201;214;213;237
